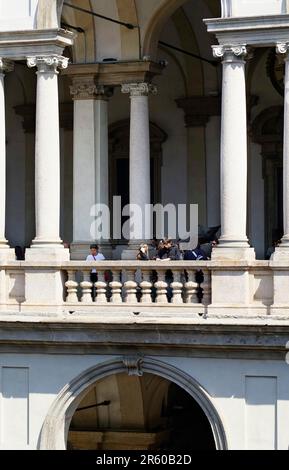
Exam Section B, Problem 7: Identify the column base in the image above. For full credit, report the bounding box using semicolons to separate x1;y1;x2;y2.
211;245;255;261
70;241;112;260
121;240;152;260
25;246;70;261
271;245;289;261
0;247;15;262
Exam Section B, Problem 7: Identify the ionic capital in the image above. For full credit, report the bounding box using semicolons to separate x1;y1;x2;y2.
121;82;157;97
212;45;250;62
70;77;113;100
276;43;289;56
70;76;96;100
0;59;14;74
27;55;69;73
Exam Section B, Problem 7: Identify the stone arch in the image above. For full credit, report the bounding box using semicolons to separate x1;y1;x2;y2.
143;0;221;59
39;356;227;450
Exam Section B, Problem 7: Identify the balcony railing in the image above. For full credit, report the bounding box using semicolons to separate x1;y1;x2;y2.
64;261;210;306
1;259;285;320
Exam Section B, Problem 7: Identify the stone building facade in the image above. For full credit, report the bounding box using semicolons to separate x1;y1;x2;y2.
0;0;289;450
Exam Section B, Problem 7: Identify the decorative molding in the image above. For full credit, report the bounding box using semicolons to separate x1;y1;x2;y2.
39;357;227;450
63;61;164;87
27;55;69;73
212;45;248;61
70;76;96;100
204;15;289;48
0;29;74;61
176;96;221;128
70;77;114;100
0;58;14;73
121;82;157;97
122;355;144;376
276;42;289;55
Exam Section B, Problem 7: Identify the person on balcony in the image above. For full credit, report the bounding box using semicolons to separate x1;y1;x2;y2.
156;238;181;260
86;244;105;300
183;243;208;261
201;239;219;259
137;244;149;260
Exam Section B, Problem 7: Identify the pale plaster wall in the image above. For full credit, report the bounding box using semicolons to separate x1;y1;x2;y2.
0;0;38;31
0;353;289;450
222;0;287;17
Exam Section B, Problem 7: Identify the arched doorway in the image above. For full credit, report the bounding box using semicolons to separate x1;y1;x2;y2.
39;357;227;450
67;372;216;450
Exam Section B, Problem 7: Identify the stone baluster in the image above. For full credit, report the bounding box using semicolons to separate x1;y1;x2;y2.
109;269;123;303
95;271;107;304
155;270;168;304
201;268;211;306
184;270;199;304
65;270;78;303
80;270;93;303
171;270;183;304
124;270;138;303
140;269;153;304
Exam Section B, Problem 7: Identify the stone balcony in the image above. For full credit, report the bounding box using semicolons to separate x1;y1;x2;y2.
0;259;289;323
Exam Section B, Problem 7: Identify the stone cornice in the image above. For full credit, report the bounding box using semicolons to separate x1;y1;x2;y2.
0;28;74;60
176;96;221;127
0;320;288;359
204;14;289;47
62;61;164;87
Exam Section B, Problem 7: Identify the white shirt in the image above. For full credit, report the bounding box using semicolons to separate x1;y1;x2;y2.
86;253;106;273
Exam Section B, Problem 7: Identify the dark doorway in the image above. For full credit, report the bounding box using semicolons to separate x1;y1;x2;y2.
67;373;217;451
165;382;215;450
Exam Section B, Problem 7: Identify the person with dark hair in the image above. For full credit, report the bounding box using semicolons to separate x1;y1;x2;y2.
86;244;106;300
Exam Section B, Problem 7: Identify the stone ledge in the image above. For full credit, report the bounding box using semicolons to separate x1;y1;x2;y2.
204;14;289;47
0;318;288;360
0;28;74;60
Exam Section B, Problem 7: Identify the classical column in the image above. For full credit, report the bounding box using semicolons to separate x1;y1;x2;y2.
121;83;157;258
26;55;69;260
212;45;254;260
0;59;14;260
69;77;112;260
176;96;221;228
273;44;289;258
